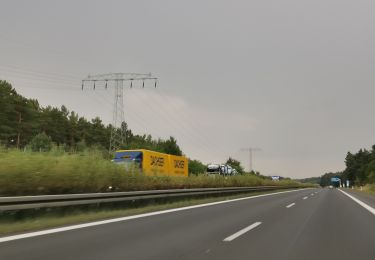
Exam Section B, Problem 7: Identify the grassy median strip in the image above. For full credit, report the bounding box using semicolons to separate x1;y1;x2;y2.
0;190;288;236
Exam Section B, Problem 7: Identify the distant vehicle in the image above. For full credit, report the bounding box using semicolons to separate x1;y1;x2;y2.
113;149;188;177
224;165;238;175
207;164;221;174
206;164;237;176
220;165;230;175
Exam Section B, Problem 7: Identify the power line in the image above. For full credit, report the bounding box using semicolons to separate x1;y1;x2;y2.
0;64;236;164
130;89;217;158
97;89;166;139
3;68;212;158
96;89;209;157
94;86;227;161
154;88;230;160
0;71;79;86
0;33;96;67
0;64;81;80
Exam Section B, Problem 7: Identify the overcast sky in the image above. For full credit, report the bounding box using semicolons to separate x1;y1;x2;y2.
1;0;374;178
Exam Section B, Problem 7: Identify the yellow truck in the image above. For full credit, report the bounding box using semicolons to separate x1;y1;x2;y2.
113;149;188;177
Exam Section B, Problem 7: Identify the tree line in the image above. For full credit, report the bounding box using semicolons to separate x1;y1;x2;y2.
318;146;375;186
0;80;185;155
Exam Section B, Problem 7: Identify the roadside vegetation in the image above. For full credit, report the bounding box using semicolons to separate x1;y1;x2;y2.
0;147;304;196
318;145;375;188
361;184;375;195
298;144;375;192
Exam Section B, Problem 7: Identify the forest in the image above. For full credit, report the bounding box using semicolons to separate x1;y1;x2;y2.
0;80;185;154
319;146;375;187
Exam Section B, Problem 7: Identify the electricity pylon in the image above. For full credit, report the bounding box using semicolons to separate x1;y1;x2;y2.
82;73;157;152
240;147;261;172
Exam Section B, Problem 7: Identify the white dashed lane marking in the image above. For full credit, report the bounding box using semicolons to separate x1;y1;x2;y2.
223;222;262;242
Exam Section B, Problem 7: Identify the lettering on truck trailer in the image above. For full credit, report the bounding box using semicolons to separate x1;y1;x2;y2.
150;156;165;167
174;160;185;169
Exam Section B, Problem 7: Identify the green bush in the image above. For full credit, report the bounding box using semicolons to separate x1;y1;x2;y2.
188;159;206;175
28;133;53;152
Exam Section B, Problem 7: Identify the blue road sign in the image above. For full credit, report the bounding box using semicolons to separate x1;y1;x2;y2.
331;177;341;182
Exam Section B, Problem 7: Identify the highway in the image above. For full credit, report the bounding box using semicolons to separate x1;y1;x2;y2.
0;188;374;260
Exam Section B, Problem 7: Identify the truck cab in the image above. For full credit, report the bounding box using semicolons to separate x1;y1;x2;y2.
113;150;142;172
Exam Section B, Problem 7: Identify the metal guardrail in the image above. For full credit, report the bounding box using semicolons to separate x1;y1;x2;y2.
0;186;299;211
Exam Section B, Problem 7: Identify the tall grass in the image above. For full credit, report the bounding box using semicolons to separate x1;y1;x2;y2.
363;184;375;195
0;147;304;196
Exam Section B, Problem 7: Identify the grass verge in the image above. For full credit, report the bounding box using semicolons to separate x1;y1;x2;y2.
357;184;375;196
0;189;292;236
0;147;307;196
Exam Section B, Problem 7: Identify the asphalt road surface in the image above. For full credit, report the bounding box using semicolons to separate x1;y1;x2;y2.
0;188;374;260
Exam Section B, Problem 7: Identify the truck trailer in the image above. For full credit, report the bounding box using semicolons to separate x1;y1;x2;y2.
113;149;188;177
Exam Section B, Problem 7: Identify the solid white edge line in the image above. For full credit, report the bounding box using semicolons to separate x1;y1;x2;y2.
223;222;262;242
286;203;296;208
0;188;309;243
303;196;308;200
338;189;375;216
